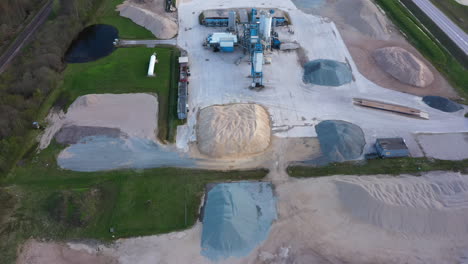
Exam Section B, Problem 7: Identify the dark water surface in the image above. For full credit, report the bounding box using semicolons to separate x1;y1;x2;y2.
65;24;118;63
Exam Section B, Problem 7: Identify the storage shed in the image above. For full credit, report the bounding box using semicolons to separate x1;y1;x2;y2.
375;138;410;158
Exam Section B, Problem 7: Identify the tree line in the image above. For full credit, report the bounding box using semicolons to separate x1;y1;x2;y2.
0;0;105;174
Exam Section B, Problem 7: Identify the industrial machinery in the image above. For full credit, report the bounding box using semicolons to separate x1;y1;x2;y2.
203;8;280;88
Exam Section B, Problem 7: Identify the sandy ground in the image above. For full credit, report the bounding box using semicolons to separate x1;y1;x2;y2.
117;0;178;39
39;93;159;150
18;171;468;264
307;0;459;98
416;132;468;160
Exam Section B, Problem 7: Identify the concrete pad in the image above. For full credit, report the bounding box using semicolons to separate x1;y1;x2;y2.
416;133;468;160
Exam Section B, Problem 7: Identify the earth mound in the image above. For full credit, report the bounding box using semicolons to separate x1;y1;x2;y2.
303;59;353;87
373;47;434;87
197;104;271;158
315;120;366;162
337;0;390;40
117;1;177;39
422;96;463;113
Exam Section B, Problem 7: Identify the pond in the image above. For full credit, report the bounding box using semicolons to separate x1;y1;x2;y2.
64;24;118;63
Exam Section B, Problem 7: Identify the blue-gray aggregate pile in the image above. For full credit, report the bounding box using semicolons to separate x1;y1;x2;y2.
201;182;277;261
303;59;353;87
315;120;366;162
422;96;463;113
58;136;194;171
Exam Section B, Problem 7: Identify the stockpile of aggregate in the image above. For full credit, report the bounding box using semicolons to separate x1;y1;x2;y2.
65;24;118;63
303;59;353;87
55;126;124;145
373;47;434;87
197;104;271;158
315;120;366;162
422;96;463;113
201;182;276;261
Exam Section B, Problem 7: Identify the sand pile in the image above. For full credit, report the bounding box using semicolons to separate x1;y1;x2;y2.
422;95;463;112
303;59;353;87
335;173;468;235
201;182;276;260
373;47;434;87
117;0;178;39
197;104;271;158
315;120;365;162
337;0;390;40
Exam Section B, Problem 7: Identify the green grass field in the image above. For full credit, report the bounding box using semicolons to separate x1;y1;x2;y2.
0;142;267;263
92;0;155;39
429;0;468;33
288;158;468;178
56;47;178;141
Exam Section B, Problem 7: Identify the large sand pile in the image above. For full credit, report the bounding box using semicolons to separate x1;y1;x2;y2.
197;104;271;158
373;47;434;87
117;0;178;39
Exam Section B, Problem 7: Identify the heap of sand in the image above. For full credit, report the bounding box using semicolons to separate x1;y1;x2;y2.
40;93;158;149
197;104;271;158
373;47;434;87
117;0;178;39
303;59;353;87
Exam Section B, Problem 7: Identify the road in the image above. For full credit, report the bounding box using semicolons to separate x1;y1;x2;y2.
118;39;177;47
0;0;53;74
411;0;468;55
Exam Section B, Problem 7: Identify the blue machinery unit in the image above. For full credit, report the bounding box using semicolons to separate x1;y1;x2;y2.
248;9;264;87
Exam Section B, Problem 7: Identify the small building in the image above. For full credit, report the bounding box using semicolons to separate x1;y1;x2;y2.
147;53;158;77
375;138;410;158
205;32;238;52
201;10;231;27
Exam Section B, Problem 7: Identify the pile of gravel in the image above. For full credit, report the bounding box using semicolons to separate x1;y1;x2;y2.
422;96;463;113
303;59;353;87
55;125;124;145
373;47;434;87
315;120;366;162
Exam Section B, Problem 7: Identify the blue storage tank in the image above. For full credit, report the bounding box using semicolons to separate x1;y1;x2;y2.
375;138;410;158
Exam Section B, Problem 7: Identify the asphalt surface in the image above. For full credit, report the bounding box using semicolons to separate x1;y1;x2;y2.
411;0;468;55
0;0;53;74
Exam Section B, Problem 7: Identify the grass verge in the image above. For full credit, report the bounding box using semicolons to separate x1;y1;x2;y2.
429;0;468;33
288;157;468;178
375;0;468;98
0;142;268;263
91;0;155;39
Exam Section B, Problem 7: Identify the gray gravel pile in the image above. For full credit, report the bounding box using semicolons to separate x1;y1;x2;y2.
55;125;124;145
315;120;366;162
422;96;463;113
303;59;353;87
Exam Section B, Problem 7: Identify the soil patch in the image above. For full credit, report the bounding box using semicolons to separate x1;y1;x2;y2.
65;24;118;63
197;104;271;158
422;96;464;112
303;59;353;87
315;120;366;162
55;125;125;145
